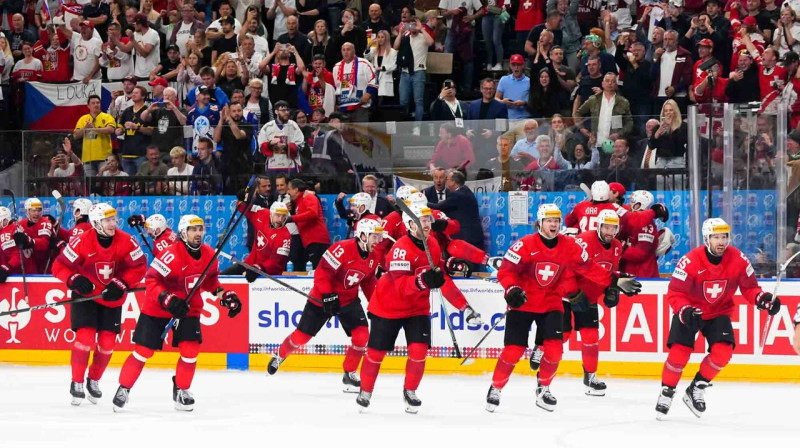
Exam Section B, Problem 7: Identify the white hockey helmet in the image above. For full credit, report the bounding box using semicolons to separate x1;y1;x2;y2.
24;197;42;210
590;181;610;202
349;192;372;215
396;185;420;204
537;203;562;227
145;214;168;237
72;198;93;217
88;203;118;236
270;201;289;227
402;202;433;233
702;217;730;251
178;214;204;235
407;191;428;206
0;206;11;227
629;190;654;211
595;209;620;241
355;217;384;243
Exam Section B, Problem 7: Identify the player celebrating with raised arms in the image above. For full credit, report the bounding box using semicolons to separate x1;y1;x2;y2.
52;203;147;405
127;213;178;257
267;218;383;392
356;203;446;414
486;204;641;413
655;218;781;420
113;215;242;412
242;202;292;281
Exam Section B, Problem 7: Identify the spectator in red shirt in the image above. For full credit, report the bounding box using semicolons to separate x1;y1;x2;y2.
286;178;331;270
428;123;475;175
33;30;70;82
758;46;788;105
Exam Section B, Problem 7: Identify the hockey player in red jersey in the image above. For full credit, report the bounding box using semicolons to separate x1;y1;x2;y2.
335;191;381;228
242;202;292;280
565;181;621;233
655;218;780;420
112;214;242;412
66;198;94;242
486;204;641;413
356;203;446;413
18;197;54;273
531;210;624;396
0;206;33;280
127;213;178;257
267;218;383;392
618;191;663;278
51;203;147;405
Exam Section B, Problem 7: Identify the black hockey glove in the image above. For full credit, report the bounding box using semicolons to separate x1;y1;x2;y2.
245;265;262;283
756;293;781;316
0;264;9;283
416;267;445;290
505;286;527;309
220;291;242;318
127;214;145;228
13;231;33;249
431;219;448;232
101;278;128;302
603;288;620;308
284;215;293;223
160;291;189;319
679;305;703;332
374;265;385;280
610;272;642;296
67;274;95;296
346;212;357;228
445;257;471;278
49;237;66;251
651;204;669;223
322;293;340;316
567;290;589;313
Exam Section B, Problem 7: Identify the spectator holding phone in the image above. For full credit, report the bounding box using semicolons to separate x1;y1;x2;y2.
141;87;186;155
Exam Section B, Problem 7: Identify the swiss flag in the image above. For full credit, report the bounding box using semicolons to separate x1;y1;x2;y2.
534;262;560;287
95;262;115;285
702;280;728;304
344;269;364;288
185;274;202;294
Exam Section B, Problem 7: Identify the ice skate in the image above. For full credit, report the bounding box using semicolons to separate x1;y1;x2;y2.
464;306;483;326
485;385;502;413
86;378;102;404
655;386;675;420
403;389;421;414
172;375;194;411
342;371;360;393
535;384;557;412
267;353;284;375
356;390;371;412
70;381;85;406
583;371;607;396
683;379;710;418
529;345;543;371
112;386;129;412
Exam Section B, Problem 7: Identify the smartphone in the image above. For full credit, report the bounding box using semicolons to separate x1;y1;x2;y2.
282;44;288;51
444;81;453;89
228;53;238;60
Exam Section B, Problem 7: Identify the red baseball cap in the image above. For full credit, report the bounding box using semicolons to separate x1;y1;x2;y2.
698;38;714;48
743;16;757;26
80;20;94;29
509;54;524;65
148;77;168;88
609;182;626;196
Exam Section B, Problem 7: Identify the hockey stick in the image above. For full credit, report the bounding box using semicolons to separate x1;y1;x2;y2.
759;250;800;349
43;190;66;273
0;286;145;317
395;200;462;358
131;223;155;256
160;177;258;340
461;310;509;365
219;252;322;305
3;189;28;303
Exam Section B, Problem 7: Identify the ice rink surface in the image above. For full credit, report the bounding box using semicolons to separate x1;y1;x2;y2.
0;365;797;447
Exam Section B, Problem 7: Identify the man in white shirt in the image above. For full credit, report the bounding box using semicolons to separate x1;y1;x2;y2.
61;20;102;82
171;3;203;56
125;13;160;79
102;22;134;80
332;42;378;123
166;146;194;195
575;72;634;149
265;0;296;41
239;17;269;58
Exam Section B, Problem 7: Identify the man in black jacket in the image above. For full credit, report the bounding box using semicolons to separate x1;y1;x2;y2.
725;50;761;104
428;170;484;251
423;167;448;203
616;41;653;135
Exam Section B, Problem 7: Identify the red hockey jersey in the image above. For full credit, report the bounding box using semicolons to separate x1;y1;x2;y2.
667;245;765;320
153;228;179;257
20;217;53;273
565;200;620;233
310;238;380;307
52;229;147;308
292;191;331;246
369;234;443;319
143;241;222;319
498;234;613;313
243;209;291;275
619;210;660;278
564;230;623;304
0;223;36;274
67;221;93;242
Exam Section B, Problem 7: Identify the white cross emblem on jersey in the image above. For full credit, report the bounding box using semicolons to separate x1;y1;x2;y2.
706;283;723;299
346;272;361;286
99;265;113;280
539;265;555;281
257;234;265;248
188;277;198;290
523;0;532;9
